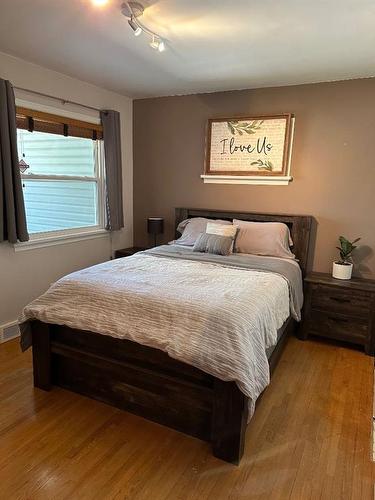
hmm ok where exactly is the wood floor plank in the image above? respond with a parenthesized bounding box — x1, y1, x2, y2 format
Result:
(0, 336, 373, 499)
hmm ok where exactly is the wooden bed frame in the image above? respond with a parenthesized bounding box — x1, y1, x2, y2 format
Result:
(31, 208, 313, 464)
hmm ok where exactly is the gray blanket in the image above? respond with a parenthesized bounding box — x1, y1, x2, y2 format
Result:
(144, 245, 303, 321)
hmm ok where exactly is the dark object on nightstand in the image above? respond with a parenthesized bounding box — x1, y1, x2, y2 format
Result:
(114, 247, 146, 259)
(147, 217, 164, 247)
(301, 272, 375, 355)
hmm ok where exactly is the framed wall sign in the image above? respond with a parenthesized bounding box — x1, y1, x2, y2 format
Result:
(202, 114, 294, 185)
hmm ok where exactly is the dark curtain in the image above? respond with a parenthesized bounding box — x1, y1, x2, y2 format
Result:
(100, 110, 124, 231)
(0, 79, 29, 243)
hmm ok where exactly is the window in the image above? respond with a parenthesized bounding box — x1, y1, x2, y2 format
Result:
(16, 114, 105, 238)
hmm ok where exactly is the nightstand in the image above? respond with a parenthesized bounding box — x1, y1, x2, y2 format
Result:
(301, 272, 375, 355)
(114, 246, 147, 259)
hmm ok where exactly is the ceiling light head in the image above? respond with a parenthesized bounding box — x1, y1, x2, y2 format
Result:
(150, 36, 160, 50)
(158, 41, 165, 52)
(128, 17, 142, 36)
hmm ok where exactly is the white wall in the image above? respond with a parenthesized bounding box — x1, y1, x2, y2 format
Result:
(0, 51, 133, 326)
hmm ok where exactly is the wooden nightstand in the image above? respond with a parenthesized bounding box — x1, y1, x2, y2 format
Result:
(301, 272, 375, 355)
(114, 247, 147, 259)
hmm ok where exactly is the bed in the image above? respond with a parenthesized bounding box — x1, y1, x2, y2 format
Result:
(20, 208, 313, 464)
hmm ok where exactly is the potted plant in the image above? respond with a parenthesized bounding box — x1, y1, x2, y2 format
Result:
(332, 236, 361, 280)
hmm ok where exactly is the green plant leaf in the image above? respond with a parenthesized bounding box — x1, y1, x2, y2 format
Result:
(227, 122, 234, 134)
(336, 235, 361, 262)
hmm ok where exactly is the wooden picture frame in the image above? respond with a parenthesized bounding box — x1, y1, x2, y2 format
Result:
(204, 114, 293, 177)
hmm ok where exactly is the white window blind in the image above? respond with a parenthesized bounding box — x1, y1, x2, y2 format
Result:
(17, 129, 104, 235)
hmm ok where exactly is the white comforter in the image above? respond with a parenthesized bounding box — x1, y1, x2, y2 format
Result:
(20, 253, 291, 415)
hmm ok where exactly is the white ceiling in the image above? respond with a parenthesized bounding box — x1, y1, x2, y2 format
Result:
(0, 0, 374, 98)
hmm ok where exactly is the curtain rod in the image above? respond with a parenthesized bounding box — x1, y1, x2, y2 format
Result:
(13, 86, 101, 113)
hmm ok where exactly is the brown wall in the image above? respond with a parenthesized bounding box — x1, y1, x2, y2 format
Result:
(133, 79, 375, 277)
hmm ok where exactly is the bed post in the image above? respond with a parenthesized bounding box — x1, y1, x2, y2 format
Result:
(211, 379, 248, 464)
(31, 321, 52, 391)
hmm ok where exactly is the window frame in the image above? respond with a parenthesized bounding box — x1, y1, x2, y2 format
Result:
(14, 102, 108, 251)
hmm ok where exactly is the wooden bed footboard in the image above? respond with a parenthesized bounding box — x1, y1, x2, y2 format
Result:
(30, 318, 295, 464)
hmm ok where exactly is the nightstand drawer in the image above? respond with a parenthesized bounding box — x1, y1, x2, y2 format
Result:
(307, 311, 368, 344)
(311, 285, 372, 319)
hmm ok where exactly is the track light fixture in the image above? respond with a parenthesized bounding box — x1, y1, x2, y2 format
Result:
(121, 2, 166, 52)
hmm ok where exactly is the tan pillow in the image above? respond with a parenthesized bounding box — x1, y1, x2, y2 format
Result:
(233, 220, 295, 259)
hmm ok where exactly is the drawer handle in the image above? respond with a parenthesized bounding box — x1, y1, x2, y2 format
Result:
(329, 297, 350, 304)
(328, 316, 348, 323)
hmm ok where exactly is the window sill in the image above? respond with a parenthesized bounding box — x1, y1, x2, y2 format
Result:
(14, 228, 109, 252)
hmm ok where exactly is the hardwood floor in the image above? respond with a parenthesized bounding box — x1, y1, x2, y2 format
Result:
(0, 336, 374, 499)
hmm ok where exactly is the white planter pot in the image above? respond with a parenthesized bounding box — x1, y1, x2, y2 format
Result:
(332, 261, 353, 280)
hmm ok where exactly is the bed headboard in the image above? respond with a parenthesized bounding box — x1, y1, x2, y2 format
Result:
(175, 208, 314, 276)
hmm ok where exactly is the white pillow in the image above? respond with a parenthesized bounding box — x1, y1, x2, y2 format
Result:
(206, 222, 238, 239)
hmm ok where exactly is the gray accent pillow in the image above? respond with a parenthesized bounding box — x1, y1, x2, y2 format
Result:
(193, 233, 233, 256)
